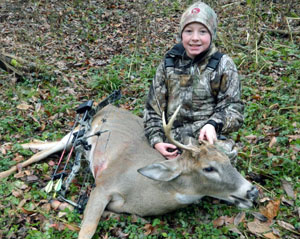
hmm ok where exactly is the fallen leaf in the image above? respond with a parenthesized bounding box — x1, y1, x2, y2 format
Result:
(268, 137, 277, 148)
(41, 203, 51, 213)
(286, 134, 300, 141)
(64, 223, 80, 232)
(14, 181, 28, 190)
(17, 103, 32, 110)
(281, 196, 294, 206)
(26, 175, 39, 183)
(12, 189, 23, 198)
(14, 171, 26, 179)
(144, 224, 155, 236)
(114, 228, 129, 238)
(272, 227, 281, 237)
(263, 232, 280, 239)
(260, 197, 271, 203)
(13, 154, 24, 162)
(50, 199, 62, 210)
(3, 143, 13, 151)
(20, 207, 35, 215)
(58, 212, 67, 218)
(213, 216, 226, 228)
(252, 94, 262, 100)
(252, 212, 268, 222)
(260, 199, 280, 221)
(58, 202, 74, 211)
(281, 180, 295, 199)
(35, 102, 42, 112)
(234, 211, 246, 225)
(277, 220, 295, 231)
(24, 170, 32, 176)
(213, 215, 234, 228)
(36, 199, 48, 207)
(0, 146, 6, 155)
(18, 198, 27, 209)
(290, 145, 300, 153)
(39, 123, 46, 132)
(49, 222, 65, 231)
(228, 225, 245, 238)
(245, 134, 257, 143)
(30, 114, 39, 123)
(247, 219, 272, 234)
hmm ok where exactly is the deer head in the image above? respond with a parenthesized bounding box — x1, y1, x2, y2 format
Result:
(138, 105, 258, 208)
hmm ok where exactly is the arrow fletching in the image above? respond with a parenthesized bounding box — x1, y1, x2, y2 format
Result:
(54, 178, 62, 192)
(45, 180, 54, 193)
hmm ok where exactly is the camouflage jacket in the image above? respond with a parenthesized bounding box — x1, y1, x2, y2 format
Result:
(144, 43, 244, 147)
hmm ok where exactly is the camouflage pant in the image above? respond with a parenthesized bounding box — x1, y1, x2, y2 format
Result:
(214, 138, 238, 164)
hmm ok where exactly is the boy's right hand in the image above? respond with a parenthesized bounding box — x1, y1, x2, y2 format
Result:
(199, 124, 217, 144)
(154, 143, 178, 160)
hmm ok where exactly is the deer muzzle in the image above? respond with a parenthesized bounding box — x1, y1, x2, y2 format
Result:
(246, 186, 259, 202)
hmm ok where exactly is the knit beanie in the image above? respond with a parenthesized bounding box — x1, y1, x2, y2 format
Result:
(179, 1, 217, 41)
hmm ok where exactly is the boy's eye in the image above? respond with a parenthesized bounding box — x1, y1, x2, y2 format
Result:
(184, 29, 192, 33)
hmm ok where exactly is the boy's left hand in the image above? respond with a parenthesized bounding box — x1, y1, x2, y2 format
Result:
(199, 124, 217, 144)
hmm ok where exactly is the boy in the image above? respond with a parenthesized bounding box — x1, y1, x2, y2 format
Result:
(144, 1, 243, 160)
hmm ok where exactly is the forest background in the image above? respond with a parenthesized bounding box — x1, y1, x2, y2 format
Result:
(0, 0, 299, 238)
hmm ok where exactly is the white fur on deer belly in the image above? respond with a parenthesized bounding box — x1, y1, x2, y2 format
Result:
(175, 193, 203, 204)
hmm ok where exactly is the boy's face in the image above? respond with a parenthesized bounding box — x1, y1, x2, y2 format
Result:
(182, 22, 211, 59)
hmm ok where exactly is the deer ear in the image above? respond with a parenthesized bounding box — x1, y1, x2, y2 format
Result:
(137, 160, 181, 182)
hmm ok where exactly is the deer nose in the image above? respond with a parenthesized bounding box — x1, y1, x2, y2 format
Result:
(246, 186, 259, 201)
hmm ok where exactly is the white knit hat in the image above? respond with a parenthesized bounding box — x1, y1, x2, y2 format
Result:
(180, 1, 218, 41)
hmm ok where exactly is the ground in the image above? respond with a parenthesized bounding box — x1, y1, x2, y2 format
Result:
(0, 0, 299, 238)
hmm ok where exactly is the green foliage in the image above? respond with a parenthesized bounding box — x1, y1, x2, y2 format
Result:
(87, 52, 160, 116)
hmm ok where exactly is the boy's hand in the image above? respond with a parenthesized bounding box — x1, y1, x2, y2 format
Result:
(154, 143, 178, 160)
(199, 124, 217, 144)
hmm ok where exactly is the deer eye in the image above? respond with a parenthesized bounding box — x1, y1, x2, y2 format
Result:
(203, 166, 217, 173)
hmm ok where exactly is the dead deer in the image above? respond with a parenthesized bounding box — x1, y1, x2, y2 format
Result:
(0, 105, 258, 239)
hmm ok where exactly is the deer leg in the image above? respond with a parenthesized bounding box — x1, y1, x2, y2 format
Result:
(78, 186, 111, 239)
(21, 140, 60, 151)
(0, 132, 74, 179)
(0, 143, 64, 179)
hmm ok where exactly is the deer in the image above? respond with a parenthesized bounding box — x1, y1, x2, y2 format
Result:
(0, 104, 258, 239)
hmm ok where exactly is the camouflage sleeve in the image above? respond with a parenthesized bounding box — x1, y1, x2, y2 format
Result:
(208, 55, 244, 134)
(143, 62, 168, 147)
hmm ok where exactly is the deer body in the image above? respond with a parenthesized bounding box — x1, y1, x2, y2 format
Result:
(1, 105, 258, 239)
